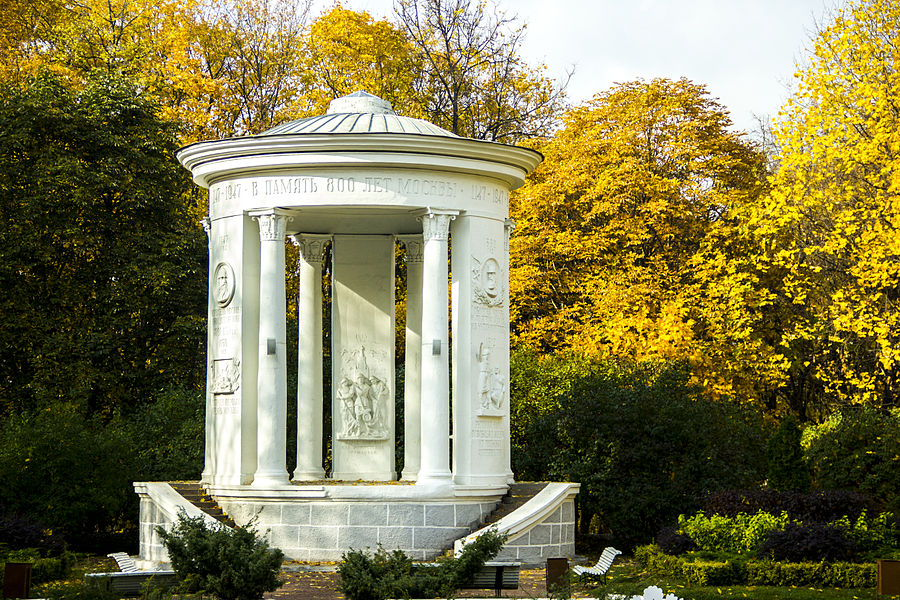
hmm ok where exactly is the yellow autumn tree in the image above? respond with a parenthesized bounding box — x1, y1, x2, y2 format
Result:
(396, 0, 567, 142)
(729, 0, 900, 416)
(199, 0, 311, 137)
(510, 78, 767, 389)
(298, 6, 421, 117)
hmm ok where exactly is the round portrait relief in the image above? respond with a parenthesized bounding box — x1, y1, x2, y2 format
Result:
(214, 262, 236, 308)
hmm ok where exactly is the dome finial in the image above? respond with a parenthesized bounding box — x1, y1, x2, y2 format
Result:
(327, 91, 395, 115)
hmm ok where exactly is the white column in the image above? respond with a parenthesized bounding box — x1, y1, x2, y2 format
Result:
(250, 209, 291, 487)
(503, 218, 516, 484)
(417, 209, 458, 484)
(200, 218, 215, 485)
(399, 235, 423, 481)
(292, 234, 329, 481)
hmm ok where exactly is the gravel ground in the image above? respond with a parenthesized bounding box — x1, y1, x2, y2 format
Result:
(265, 566, 553, 600)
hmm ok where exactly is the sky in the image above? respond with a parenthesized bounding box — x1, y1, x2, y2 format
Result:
(310, 0, 836, 136)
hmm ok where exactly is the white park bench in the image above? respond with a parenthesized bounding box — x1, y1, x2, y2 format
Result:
(573, 546, 622, 578)
(106, 553, 139, 572)
(84, 553, 177, 596)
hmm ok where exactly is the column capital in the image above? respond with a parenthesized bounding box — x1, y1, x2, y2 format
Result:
(250, 209, 293, 242)
(290, 234, 331, 266)
(417, 208, 460, 242)
(398, 235, 424, 263)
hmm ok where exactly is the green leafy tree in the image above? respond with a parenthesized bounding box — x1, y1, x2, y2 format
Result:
(766, 416, 811, 492)
(0, 71, 206, 417)
(803, 408, 900, 512)
(519, 359, 767, 546)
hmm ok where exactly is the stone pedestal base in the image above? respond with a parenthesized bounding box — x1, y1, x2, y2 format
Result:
(135, 481, 579, 566)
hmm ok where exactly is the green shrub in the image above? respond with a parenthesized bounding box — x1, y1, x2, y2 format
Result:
(757, 522, 856, 562)
(31, 552, 76, 583)
(832, 511, 899, 553)
(3, 548, 76, 582)
(679, 559, 745, 586)
(634, 544, 745, 586)
(39, 580, 122, 600)
(803, 408, 900, 512)
(338, 529, 507, 600)
(0, 406, 135, 551)
(157, 514, 283, 600)
(746, 560, 875, 587)
(638, 543, 878, 588)
(678, 511, 789, 555)
(634, 544, 684, 578)
(0, 388, 205, 553)
(338, 546, 422, 600)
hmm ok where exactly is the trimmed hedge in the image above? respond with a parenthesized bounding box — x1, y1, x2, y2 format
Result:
(635, 544, 875, 588)
(746, 560, 874, 588)
(635, 545, 743, 586)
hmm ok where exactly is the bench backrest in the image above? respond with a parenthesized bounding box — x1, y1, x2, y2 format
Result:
(462, 562, 520, 590)
(594, 547, 622, 573)
(107, 553, 139, 573)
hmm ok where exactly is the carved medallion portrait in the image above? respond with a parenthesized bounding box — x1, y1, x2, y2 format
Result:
(472, 256, 504, 307)
(214, 262, 236, 308)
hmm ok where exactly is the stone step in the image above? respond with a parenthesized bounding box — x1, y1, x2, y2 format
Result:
(482, 482, 549, 526)
(169, 481, 236, 528)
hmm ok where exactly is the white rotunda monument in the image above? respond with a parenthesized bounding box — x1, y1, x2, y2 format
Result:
(135, 92, 579, 564)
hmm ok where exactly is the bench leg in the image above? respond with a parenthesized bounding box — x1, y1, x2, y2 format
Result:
(494, 566, 504, 598)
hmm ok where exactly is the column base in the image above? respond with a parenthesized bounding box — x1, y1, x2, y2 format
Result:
(292, 468, 326, 481)
(251, 471, 291, 488)
(415, 470, 452, 484)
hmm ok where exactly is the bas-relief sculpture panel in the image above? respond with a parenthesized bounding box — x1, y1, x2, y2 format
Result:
(471, 245, 508, 419)
(476, 342, 505, 417)
(211, 260, 240, 400)
(335, 346, 390, 441)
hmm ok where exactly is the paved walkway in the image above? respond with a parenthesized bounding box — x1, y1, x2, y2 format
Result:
(265, 567, 553, 600)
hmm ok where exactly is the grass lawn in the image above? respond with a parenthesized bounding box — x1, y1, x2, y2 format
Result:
(593, 558, 882, 600)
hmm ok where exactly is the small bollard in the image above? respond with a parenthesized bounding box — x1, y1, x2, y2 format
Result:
(879, 559, 900, 595)
(3, 562, 32, 599)
(546, 557, 569, 591)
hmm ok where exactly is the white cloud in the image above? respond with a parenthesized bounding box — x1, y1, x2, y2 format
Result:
(311, 0, 833, 134)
